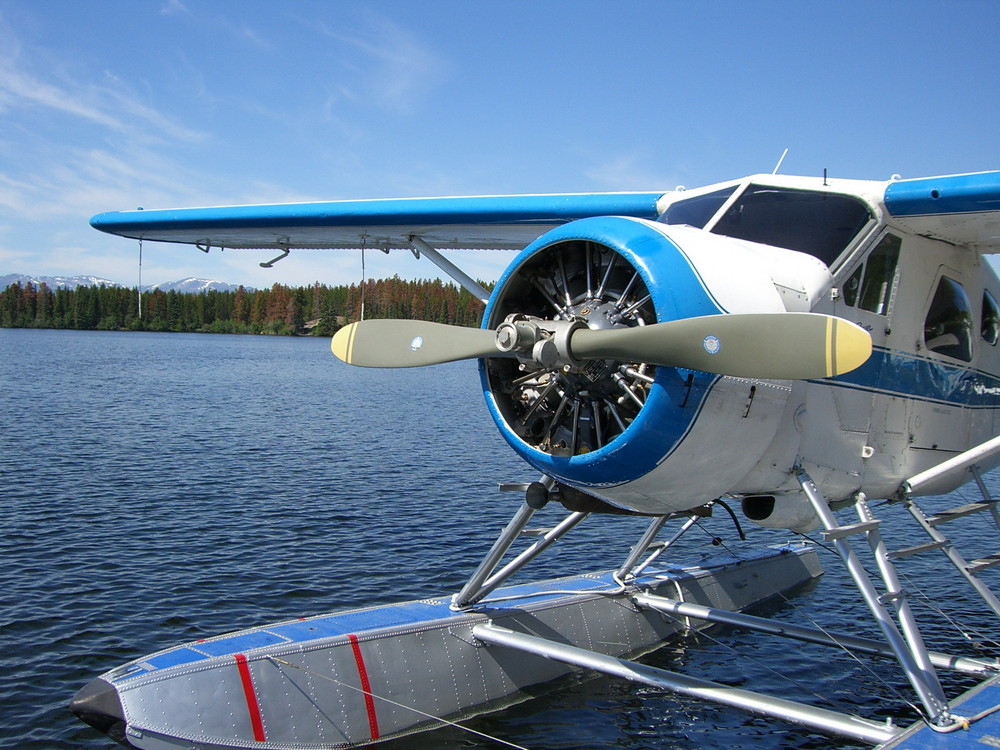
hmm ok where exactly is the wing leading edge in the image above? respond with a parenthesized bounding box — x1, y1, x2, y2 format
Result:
(90, 192, 667, 252)
(884, 171, 1000, 249)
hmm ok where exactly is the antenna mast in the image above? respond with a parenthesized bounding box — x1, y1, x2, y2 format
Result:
(772, 148, 789, 175)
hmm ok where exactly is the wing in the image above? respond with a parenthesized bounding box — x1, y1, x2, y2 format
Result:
(90, 192, 667, 252)
(884, 171, 1000, 249)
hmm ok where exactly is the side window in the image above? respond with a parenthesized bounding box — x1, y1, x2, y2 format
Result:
(982, 290, 1000, 345)
(662, 186, 737, 229)
(840, 233, 899, 314)
(858, 234, 900, 314)
(924, 276, 973, 362)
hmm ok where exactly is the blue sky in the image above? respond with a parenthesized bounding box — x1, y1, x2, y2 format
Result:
(1, 0, 997, 289)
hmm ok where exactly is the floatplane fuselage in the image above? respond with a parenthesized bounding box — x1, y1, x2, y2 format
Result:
(72, 170, 1000, 748)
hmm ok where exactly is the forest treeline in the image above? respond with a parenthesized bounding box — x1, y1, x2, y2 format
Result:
(0, 277, 487, 335)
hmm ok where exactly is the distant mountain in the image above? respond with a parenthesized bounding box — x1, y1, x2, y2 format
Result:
(1, 274, 245, 293)
(147, 278, 244, 293)
(0, 273, 124, 290)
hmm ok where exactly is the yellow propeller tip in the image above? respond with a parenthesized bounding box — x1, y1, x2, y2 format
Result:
(829, 319, 873, 376)
(331, 323, 358, 363)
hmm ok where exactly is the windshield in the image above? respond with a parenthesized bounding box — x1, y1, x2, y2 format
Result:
(709, 186, 872, 267)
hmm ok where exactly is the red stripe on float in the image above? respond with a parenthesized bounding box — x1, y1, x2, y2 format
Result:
(348, 634, 380, 740)
(234, 653, 266, 742)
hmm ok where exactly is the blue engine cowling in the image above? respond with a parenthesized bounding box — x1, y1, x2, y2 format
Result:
(479, 216, 795, 514)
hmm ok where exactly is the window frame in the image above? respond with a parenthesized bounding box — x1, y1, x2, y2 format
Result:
(923, 272, 974, 362)
(837, 231, 900, 317)
(857, 233, 901, 316)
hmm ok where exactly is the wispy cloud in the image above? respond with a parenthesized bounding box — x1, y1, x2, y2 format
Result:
(159, 0, 189, 17)
(0, 11, 214, 233)
(584, 153, 679, 192)
(231, 21, 272, 52)
(1, 142, 197, 222)
(161, 1, 272, 53)
(0, 25, 205, 146)
(99, 71, 206, 144)
(0, 54, 122, 130)
(313, 13, 448, 114)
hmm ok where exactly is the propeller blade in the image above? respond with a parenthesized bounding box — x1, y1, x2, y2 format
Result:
(331, 319, 502, 368)
(570, 313, 872, 380)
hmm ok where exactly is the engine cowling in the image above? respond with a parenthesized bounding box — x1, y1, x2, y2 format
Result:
(480, 216, 800, 514)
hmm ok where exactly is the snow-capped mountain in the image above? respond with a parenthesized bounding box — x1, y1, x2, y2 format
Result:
(147, 278, 243, 293)
(1, 274, 244, 293)
(0, 273, 124, 290)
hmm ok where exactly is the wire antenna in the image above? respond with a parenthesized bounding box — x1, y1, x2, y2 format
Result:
(360, 246, 366, 321)
(137, 238, 143, 319)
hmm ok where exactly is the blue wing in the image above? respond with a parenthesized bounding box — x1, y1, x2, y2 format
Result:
(884, 171, 1000, 248)
(91, 192, 667, 252)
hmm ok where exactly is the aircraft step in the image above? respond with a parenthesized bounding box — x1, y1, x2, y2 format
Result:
(886, 540, 949, 560)
(821, 519, 881, 541)
(968, 552, 1000, 573)
(926, 501, 997, 526)
(521, 527, 556, 536)
(902, 495, 1000, 619)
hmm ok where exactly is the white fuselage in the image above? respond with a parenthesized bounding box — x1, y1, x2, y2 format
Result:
(534, 175, 1000, 519)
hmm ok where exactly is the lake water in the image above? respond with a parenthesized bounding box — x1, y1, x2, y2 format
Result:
(2, 328, 999, 750)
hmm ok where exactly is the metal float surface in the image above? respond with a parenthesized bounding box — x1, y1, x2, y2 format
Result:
(91, 544, 821, 749)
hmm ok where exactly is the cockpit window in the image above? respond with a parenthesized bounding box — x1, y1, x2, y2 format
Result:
(924, 276, 973, 362)
(710, 186, 873, 267)
(661, 186, 737, 229)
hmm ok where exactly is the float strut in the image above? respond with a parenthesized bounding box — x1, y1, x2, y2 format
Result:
(452, 477, 555, 610)
(796, 467, 951, 724)
(473, 623, 900, 746)
(632, 593, 998, 676)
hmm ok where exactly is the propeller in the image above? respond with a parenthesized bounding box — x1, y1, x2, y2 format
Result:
(331, 319, 501, 368)
(331, 312, 872, 380)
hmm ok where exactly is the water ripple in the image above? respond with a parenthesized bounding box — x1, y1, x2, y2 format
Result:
(2, 329, 999, 749)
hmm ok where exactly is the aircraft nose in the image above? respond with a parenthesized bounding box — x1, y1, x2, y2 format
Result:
(70, 677, 126, 737)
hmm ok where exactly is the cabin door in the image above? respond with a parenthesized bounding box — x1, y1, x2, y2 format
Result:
(908, 266, 973, 453)
(832, 232, 901, 437)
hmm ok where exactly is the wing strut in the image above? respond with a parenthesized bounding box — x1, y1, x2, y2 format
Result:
(407, 235, 491, 304)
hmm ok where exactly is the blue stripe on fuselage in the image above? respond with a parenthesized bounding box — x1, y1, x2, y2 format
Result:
(819, 345, 1000, 408)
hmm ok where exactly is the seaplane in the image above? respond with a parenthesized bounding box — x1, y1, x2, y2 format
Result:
(72, 169, 1000, 749)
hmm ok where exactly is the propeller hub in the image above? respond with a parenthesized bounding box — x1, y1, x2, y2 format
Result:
(495, 315, 587, 371)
